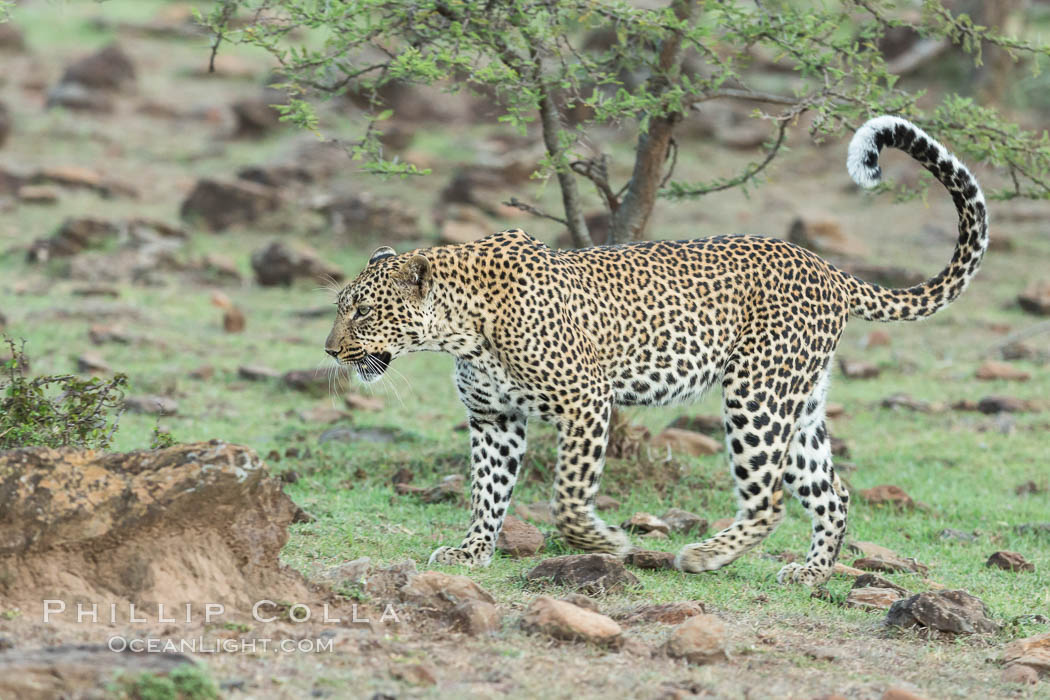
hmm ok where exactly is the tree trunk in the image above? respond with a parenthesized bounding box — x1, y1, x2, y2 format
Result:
(538, 86, 593, 249)
(608, 0, 695, 244)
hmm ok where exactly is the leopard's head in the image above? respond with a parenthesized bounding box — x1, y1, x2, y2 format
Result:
(325, 246, 433, 382)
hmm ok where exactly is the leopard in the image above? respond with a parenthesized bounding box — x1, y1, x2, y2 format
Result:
(324, 115, 988, 586)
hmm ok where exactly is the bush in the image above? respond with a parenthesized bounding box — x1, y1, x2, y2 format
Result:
(0, 337, 128, 450)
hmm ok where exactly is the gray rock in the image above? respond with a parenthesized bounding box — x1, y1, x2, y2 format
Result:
(525, 554, 639, 595)
(886, 590, 1000, 635)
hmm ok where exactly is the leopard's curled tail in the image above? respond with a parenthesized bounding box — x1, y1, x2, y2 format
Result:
(840, 115, 989, 322)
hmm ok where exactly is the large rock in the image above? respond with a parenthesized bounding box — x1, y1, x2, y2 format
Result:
(664, 614, 728, 664)
(660, 508, 707, 536)
(26, 217, 120, 262)
(619, 601, 705, 625)
(1018, 280, 1050, 316)
(448, 599, 502, 636)
(180, 178, 282, 232)
(251, 241, 344, 287)
(496, 514, 544, 557)
(59, 43, 136, 91)
(521, 595, 622, 645)
(399, 570, 495, 611)
(0, 442, 311, 619)
(1002, 632, 1050, 678)
(845, 586, 903, 611)
(316, 192, 421, 240)
(525, 554, 639, 595)
(986, 550, 1035, 573)
(886, 590, 1000, 635)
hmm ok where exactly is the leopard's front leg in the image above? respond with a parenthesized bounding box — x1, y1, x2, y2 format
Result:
(551, 399, 631, 557)
(430, 361, 528, 567)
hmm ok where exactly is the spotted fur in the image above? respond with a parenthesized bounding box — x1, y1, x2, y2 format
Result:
(324, 116, 988, 585)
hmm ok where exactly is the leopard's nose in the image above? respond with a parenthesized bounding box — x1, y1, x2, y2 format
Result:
(325, 347, 339, 358)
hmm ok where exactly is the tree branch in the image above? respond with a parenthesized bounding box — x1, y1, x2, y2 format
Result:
(502, 197, 568, 226)
(668, 117, 789, 198)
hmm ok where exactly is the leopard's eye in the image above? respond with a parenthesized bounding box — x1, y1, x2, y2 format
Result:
(353, 306, 372, 320)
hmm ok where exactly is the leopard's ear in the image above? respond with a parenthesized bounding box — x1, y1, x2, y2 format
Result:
(369, 246, 396, 264)
(394, 254, 432, 299)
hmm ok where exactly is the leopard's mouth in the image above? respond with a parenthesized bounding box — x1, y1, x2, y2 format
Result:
(356, 352, 392, 383)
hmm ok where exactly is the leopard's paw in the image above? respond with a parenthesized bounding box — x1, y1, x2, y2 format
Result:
(776, 562, 828, 586)
(427, 545, 489, 568)
(675, 544, 733, 573)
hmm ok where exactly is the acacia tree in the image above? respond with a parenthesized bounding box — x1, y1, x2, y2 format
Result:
(204, 0, 1050, 248)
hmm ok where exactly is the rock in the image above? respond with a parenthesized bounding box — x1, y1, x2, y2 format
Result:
(496, 514, 544, 557)
(650, 428, 722, 456)
(32, 165, 137, 199)
(1001, 341, 1037, 361)
(0, 23, 25, 52)
(282, 368, 330, 396)
(1016, 481, 1045, 496)
(806, 647, 839, 661)
(880, 393, 939, 413)
(222, 306, 246, 333)
(829, 435, 851, 458)
(657, 507, 705, 535)
(448, 599, 502, 635)
(864, 329, 892, 348)
(124, 395, 178, 416)
(986, 550, 1035, 573)
(977, 395, 1040, 414)
(421, 474, 464, 504)
(27, 217, 120, 262)
(846, 586, 904, 611)
(625, 549, 677, 570)
(833, 562, 865, 576)
(0, 645, 198, 700)
(1002, 664, 1040, 685)
(886, 590, 1000, 635)
(848, 542, 928, 574)
(238, 164, 313, 189)
(400, 570, 495, 610)
(853, 557, 913, 575)
(664, 614, 728, 665)
(852, 573, 910, 596)
(46, 82, 115, 112)
(825, 402, 845, 418)
(251, 241, 344, 287)
(619, 601, 705, 625)
(521, 595, 622, 645)
(363, 559, 418, 601)
(711, 516, 734, 531)
(231, 96, 284, 139)
(666, 414, 724, 435)
(881, 688, 929, 700)
(180, 178, 282, 232)
(17, 185, 60, 204)
(595, 494, 621, 511)
(344, 393, 384, 411)
(321, 556, 372, 586)
(76, 352, 110, 374)
(560, 593, 599, 612)
(620, 636, 652, 657)
(238, 364, 281, 381)
(1014, 523, 1050, 537)
(839, 358, 880, 379)
(88, 324, 131, 345)
(319, 426, 404, 444)
(837, 262, 926, 288)
(0, 442, 310, 621)
(1002, 632, 1050, 676)
(788, 216, 867, 258)
(1018, 280, 1050, 316)
(515, 501, 555, 525)
(316, 192, 421, 241)
(188, 365, 214, 380)
(525, 554, 640, 595)
(392, 663, 437, 686)
(59, 43, 135, 91)
(621, 512, 670, 535)
(976, 360, 1030, 382)
(858, 485, 915, 509)
(439, 217, 491, 245)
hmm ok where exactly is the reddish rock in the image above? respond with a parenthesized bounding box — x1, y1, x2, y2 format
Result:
(711, 516, 734, 531)
(881, 688, 929, 700)
(238, 364, 281, 381)
(521, 595, 622, 645)
(845, 586, 903, 611)
(1018, 280, 1050, 316)
(625, 549, 677, 570)
(666, 414, 724, 435)
(664, 614, 728, 664)
(399, 570, 495, 610)
(976, 360, 1030, 382)
(496, 514, 544, 557)
(858, 485, 915, 509)
(650, 428, 722, 456)
(865, 329, 892, 348)
(1002, 632, 1050, 677)
(620, 601, 705, 625)
(344, 393, 384, 411)
(986, 550, 1035, 573)
(223, 306, 246, 333)
(839, 358, 880, 379)
(621, 512, 670, 535)
(448, 599, 502, 635)
(595, 494, 621, 511)
(1002, 664, 1039, 685)
(788, 216, 867, 258)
